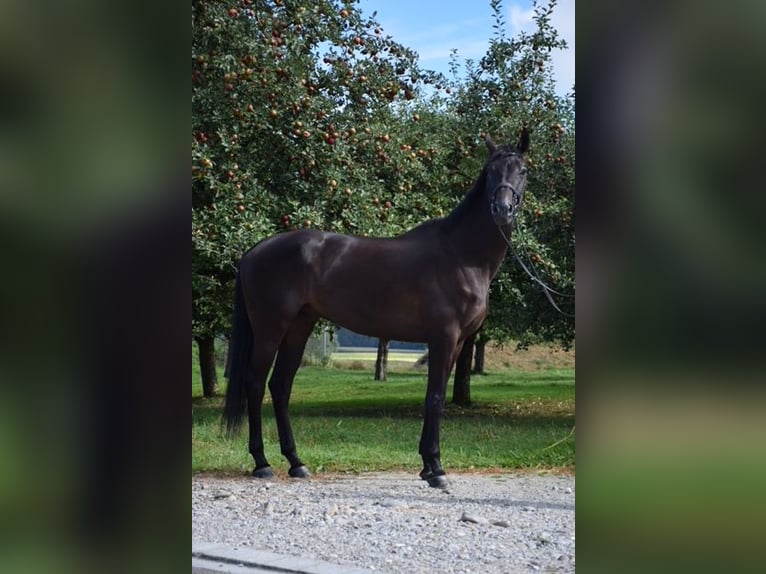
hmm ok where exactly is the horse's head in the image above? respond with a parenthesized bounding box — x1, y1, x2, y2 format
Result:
(484, 128, 530, 227)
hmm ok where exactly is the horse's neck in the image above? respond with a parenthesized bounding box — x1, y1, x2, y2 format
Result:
(442, 177, 509, 276)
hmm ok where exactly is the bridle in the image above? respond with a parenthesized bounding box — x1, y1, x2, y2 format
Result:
(489, 182, 522, 221)
(487, 150, 525, 223)
(487, 153, 574, 317)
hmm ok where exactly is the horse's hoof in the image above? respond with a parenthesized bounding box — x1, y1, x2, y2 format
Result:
(420, 469, 449, 489)
(427, 474, 449, 489)
(288, 465, 312, 479)
(252, 466, 276, 479)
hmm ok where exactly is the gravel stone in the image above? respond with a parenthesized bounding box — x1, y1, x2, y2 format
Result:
(192, 471, 575, 573)
(459, 512, 490, 525)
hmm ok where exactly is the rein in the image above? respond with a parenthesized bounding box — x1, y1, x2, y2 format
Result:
(496, 224, 575, 317)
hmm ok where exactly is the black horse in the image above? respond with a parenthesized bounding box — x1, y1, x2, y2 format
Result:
(224, 129, 530, 488)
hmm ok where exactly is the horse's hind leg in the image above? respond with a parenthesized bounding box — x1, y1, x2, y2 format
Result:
(268, 310, 317, 478)
(247, 336, 282, 478)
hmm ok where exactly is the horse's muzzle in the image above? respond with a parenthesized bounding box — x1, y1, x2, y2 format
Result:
(490, 187, 520, 226)
(492, 212, 517, 228)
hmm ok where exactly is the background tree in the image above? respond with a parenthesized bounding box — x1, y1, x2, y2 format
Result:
(374, 339, 389, 381)
(473, 331, 489, 375)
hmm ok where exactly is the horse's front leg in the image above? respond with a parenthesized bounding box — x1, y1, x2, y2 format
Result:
(419, 336, 460, 488)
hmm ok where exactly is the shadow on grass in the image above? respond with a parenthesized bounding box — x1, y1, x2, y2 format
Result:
(192, 396, 574, 429)
(192, 368, 574, 429)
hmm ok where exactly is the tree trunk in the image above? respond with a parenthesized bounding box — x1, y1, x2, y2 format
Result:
(452, 334, 475, 406)
(374, 339, 389, 381)
(472, 338, 487, 375)
(196, 336, 219, 397)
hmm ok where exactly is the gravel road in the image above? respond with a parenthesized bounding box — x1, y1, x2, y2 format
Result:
(192, 471, 574, 573)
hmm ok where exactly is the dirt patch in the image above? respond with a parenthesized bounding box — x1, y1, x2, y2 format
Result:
(482, 341, 575, 372)
(335, 342, 574, 373)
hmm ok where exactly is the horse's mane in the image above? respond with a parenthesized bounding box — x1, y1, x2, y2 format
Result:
(442, 165, 489, 227)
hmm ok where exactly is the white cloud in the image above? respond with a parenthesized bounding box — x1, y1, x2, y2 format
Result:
(509, 4, 536, 35)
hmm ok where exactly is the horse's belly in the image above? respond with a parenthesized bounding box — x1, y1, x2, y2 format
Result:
(316, 298, 427, 343)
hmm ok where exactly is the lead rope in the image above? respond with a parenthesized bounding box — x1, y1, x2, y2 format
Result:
(497, 225, 575, 318)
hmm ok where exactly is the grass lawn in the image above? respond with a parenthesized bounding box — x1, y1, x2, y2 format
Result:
(192, 348, 574, 475)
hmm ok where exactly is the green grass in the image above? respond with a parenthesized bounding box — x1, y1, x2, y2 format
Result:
(192, 350, 574, 475)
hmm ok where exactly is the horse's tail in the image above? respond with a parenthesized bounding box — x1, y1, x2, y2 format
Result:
(223, 270, 251, 435)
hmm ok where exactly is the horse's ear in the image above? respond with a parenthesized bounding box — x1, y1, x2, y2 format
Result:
(484, 133, 497, 154)
(516, 127, 530, 154)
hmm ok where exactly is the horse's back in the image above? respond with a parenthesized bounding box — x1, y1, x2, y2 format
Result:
(238, 229, 371, 301)
(241, 229, 362, 273)
(242, 228, 434, 277)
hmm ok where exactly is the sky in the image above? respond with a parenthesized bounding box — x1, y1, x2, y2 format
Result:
(356, 0, 575, 97)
